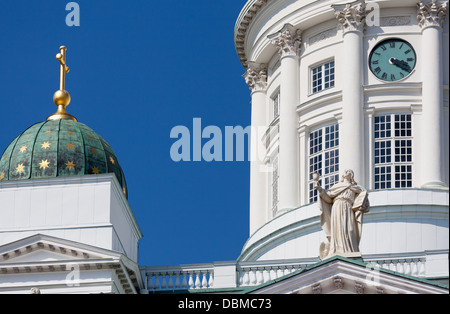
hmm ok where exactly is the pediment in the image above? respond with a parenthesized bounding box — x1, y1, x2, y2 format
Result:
(1, 249, 92, 264)
(0, 234, 119, 266)
(0, 234, 143, 294)
(247, 257, 448, 294)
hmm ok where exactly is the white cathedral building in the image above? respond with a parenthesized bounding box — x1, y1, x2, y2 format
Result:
(0, 0, 448, 294)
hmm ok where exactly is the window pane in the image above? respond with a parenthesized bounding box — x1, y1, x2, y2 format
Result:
(312, 60, 334, 94)
(309, 123, 339, 203)
(272, 92, 280, 119)
(374, 114, 412, 190)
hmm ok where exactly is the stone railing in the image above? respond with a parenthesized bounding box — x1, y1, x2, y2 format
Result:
(140, 250, 446, 293)
(141, 263, 215, 291)
(236, 258, 319, 287)
(140, 258, 319, 293)
(363, 255, 427, 277)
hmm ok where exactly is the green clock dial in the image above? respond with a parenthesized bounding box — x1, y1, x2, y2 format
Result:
(369, 39, 416, 82)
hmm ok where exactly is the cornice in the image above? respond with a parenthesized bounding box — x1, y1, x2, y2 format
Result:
(234, 0, 273, 68)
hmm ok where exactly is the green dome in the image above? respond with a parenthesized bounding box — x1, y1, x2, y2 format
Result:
(0, 119, 128, 198)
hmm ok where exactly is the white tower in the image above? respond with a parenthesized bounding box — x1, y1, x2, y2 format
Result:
(235, 0, 449, 281)
(0, 46, 143, 294)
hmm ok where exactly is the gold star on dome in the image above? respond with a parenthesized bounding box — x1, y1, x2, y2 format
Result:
(45, 130, 52, 134)
(67, 131, 73, 135)
(91, 166, 100, 174)
(109, 156, 115, 165)
(19, 145, 28, 153)
(3, 153, 9, 160)
(41, 142, 51, 150)
(91, 148, 98, 155)
(0, 172, 5, 181)
(26, 133, 32, 138)
(16, 163, 25, 174)
(39, 160, 50, 170)
(66, 143, 75, 150)
(65, 161, 76, 171)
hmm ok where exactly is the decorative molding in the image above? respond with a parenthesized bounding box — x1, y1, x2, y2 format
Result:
(380, 16, 411, 26)
(234, 0, 272, 68)
(311, 283, 322, 294)
(410, 104, 423, 114)
(244, 62, 268, 92)
(268, 24, 302, 58)
(309, 27, 338, 46)
(333, 276, 344, 289)
(333, 0, 367, 34)
(417, 0, 448, 29)
(355, 282, 365, 294)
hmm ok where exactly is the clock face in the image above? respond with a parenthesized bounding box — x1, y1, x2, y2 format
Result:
(369, 39, 416, 82)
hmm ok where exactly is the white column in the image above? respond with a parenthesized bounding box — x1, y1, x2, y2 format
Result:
(333, 1, 367, 185)
(417, 0, 448, 187)
(244, 62, 268, 235)
(268, 24, 302, 212)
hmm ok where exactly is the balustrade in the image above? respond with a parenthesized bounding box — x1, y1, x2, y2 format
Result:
(367, 257, 426, 277)
(141, 253, 432, 292)
(145, 267, 214, 291)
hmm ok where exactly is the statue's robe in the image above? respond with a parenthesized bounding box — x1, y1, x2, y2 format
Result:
(318, 182, 368, 259)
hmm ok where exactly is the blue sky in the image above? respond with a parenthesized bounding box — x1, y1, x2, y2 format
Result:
(0, 0, 252, 266)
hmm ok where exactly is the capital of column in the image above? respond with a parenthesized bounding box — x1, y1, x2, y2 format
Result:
(417, 0, 448, 30)
(243, 62, 268, 93)
(268, 24, 302, 58)
(333, 0, 367, 34)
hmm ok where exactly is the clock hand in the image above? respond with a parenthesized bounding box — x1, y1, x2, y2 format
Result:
(390, 58, 411, 72)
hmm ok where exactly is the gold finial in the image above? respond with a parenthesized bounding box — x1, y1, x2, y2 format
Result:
(47, 46, 77, 122)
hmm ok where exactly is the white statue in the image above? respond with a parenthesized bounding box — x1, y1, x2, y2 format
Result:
(314, 169, 369, 259)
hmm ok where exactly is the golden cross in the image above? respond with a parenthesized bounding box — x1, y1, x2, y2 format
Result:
(47, 45, 77, 122)
(56, 46, 70, 91)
